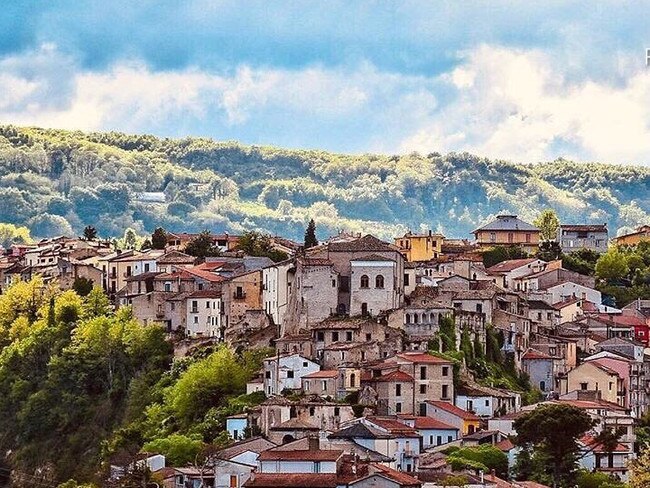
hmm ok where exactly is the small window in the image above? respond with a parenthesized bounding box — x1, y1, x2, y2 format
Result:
(580, 382, 588, 390)
(442, 366, 449, 377)
(437, 435, 442, 446)
(442, 384, 449, 399)
(396, 384, 402, 397)
(395, 402, 402, 413)
(287, 370, 294, 379)
(485, 399, 489, 406)
(366, 333, 372, 341)
(334, 407, 340, 416)
(317, 331, 324, 341)
(420, 366, 427, 380)
(332, 331, 339, 342)
(375, 275, 385, 288)
(346, 331, 353, 341)
(419, 384, 426, 394)
(360, 275, 369, 288)
(303, 361, 308, 367)
(404, 273, 410, 286)
(265, 371, 271, 378)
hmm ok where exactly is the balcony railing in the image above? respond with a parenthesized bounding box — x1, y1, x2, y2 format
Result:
(233, 292, 246, 299)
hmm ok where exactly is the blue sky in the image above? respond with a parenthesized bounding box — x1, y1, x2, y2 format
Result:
(2, 1, 650, 164)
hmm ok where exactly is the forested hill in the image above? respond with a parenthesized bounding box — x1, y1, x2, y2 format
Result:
(0, 125, 648, 242)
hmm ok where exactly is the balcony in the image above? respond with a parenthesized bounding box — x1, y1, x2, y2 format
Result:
(402, 449, 419, 458)
(190, 307, 199, 314)
(233, 291, 246, 300)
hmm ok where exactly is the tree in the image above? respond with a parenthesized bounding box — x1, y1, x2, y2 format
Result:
(445, 444, 508, 478)
(237, 231, 287, 262)
(536, 241, 562, 261)
(151, 227, 167, 250)
(304, 219, 317, 248)
(534, 209, 560, 241)
(72, 277, 94, 297)
(514, 403, 595, 487)
(142, 434, 204, 466)
(595, 248, 630, 283)
(184, 230, 221, 258)
(0, 223, 32, 248)
(630, 441, 650, 488)
(83, 225, 97, 241)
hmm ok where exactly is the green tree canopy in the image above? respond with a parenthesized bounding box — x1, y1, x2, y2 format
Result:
(534, 208, 560, 241)
(595, 248, 630, 283)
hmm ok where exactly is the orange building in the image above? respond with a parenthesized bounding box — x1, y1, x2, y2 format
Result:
(394, 230, 444, 262)
(472, 215, 540, 253)
(614, 225, 650, 246)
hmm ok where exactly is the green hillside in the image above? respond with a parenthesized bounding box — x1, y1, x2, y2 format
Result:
(0, 125, 648, 242)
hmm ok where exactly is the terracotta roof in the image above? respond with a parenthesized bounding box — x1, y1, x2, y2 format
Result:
(580, 434, 629, 453)
(156, 251, 196, 264)
(364, 464, 421, 487)
(367, 417, 420, 437)
(487, 258, 539, 273)
(244, 473, 339, 488)
(411, 416, 458, 430)
(395, 352, 452, 364)
(553, 297, 580, 309)
(302, 370, 339, 379)
(327, 235, 399, 253)
(187, 289, 221, 298)
(258, 449, 343, 461)
(426, 401, 480, 421)
(184, 266, 226, 282)
(522, 348, 555, 360)
(496, 438, 515, 451)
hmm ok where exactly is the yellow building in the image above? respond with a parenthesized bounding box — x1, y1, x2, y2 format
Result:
(394, 231, 444, 262)
(615, 225, 650, 246)
(566, 361, 625, 407)
(473, 214, 540, 253)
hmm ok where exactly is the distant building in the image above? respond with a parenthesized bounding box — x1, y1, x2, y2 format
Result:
(394, 231, 444, 262)
(472, 215, 540, 252)
(614, 225, 650, 246)
(558, 224, 608, 253)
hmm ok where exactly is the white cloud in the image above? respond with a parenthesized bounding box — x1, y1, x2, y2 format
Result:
(401, 45, 650, 163)
(2, 43, 650, 164)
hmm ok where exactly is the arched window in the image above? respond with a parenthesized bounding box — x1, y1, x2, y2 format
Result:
(375, 275, 385, 288)
(405, 313, 411, 324)
(414, 313, 418, 324)
(350, 373, 356, 388)
(360, 275, 369, 288)
(429, 312, 435, 322)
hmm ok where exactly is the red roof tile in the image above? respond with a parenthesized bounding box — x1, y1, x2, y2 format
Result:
(426, 401, 480, 421)
(522, 348, 554, 360)
(412, 416, 458, 430)
(395, 352, 452, 364)
(302, 370, 339, 379)
(258, 449, 343, 461)
(374, 370, 415, 382)
(245, 473, 338, 487)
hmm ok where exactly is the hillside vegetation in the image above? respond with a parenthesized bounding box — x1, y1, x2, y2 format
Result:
(0, 125, 648, 241)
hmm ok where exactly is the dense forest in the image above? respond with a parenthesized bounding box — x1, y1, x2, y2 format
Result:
(0, 125, 648, 242)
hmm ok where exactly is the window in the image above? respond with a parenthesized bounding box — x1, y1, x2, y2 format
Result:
(442, 385, 449, 399)
(317, 331, 324, 341)
(332, 331, 339, 342)
(350, 373, 356, 388)
(346, 331, 353, 341)
(405, 314, 411, 324)
(366, 333, 372, 341)
(476, 303, 483, 313)
(442, 366, 449, 377)
(314, 461, 321, 473)
(322, 381, 327, 391)
(303, 361, 308, 367)
(525, 233, 531, 243)
(580, 382, 588, 390)
(144, 263, 150, 272)
(287, 370, 294, 379)
(429, 435, 434, 445)
(265, 371, 271, 378)
(361, 303, 368, 316)
(395, 402, 402, 413)
(360, 275, 369, 288)
(447, 435, 453, 443)
(419, 384, 426, 394)
(334, 407, 340, 416)
(193, 316, 198, 324)
(396, 384, 402, 397)
(230, 475, 238, 487)
(420, 366, 427, 380)
(206, 301, 210, 309)
(404, 273, 410, 286)
(436, 435, 442, 446)
(490, 232, 496, 243)
(164, 282, 171, 292)
(485, 399, 489, 406)
(508, 232, 514, 243)
(191, 300, 198, 313)
(310, 406, 315, 416)
(375, 275, 385, 288)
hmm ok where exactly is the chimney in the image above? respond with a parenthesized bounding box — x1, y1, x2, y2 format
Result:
(308, 433, 319, 451)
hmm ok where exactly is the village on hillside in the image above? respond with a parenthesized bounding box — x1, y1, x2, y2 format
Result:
(2, 214, 650, 488)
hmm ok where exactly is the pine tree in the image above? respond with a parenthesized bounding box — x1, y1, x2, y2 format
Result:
(304, 219, 318, 248)
(83, 225, 97, 241)
(151, 227, 167, 250)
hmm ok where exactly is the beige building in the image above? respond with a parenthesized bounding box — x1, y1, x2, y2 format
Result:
(473, 214, 540, 253)
(566, 361, 625, 407)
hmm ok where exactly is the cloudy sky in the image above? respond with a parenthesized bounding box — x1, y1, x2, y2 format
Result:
(2, 1, 650, 164)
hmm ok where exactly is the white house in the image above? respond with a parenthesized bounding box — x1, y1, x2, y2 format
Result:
(262, 260, 293, 331)
(455, 385, 521, 418)
(263, 353, 320, 396)
(226, 413, 249, 440)
(542, 281, 602, 306)
(397, 416, 459, 449)
(185, 290, 223, 338)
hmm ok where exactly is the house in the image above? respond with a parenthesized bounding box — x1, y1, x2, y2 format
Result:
(227, 414, 249, 440)
(306, 234, 405, 317)
(216, 437, 278, 467)
(558, 224, 608, 253)
(165, 232, 240, 252)
(486, 258, 546, 290)
(578, 434, 632, 482)
(424, 401, 480, 435)
(614, 225, 650, 246)
(263, 353, 320, 396)
(397, 415, 459, 449)
(565, 361, 626, 407)
(454, 384, 521, 418)
(521, 349, 556, 394)
(185, 289, 223, 338)
(102, 249, 164, 296)
(540, 281, 601, 307)
(527, 300, 560, 333)
(394, 231, 444, 262)
(328, 417, 421, 472)
(383, 352, 455, 416)
(155, 250, 195, 273)
(364, 370, 415, 416)
(302, 370, 339, 398)
(261, 259, 293, 331)
(472, 215, 540, 252)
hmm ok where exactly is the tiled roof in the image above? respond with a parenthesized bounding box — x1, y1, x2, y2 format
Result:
(327, 235, 399, 253)
(156, 251, 196, 264)
(527, 299, 556, 310)
(216, 437, 277, 460)
(258, 449, 343, 461)
(580, 434, 629, 453)
(270, 418, 320, 431)
(244, 473, 339, 487)
(522, 348, 555, 360)
(487, 258, 539, 273)
(367, 417, 420, 437)
(426, 401, 480, 421)
(299, 257, 333, 267)
(350, 253, 396, 262)
(411, 416, 458, 430)
(365, 464, 421, 487)
(187, 289, 222, 298)
(473, 215, 539, 233)
(302, 370, 339, 379)
(496, 438, 515, 451)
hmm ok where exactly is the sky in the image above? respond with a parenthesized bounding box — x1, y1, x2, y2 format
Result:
(2, 1, 650, 164)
